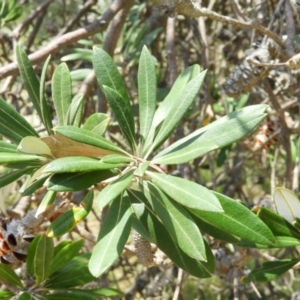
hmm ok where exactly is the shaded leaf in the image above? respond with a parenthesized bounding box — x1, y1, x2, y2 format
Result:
(89, 194, 132, 277)
(242, 259, 299, 283)
(0, 97, 38, 143)
(35, 190, 56, 217)
(46, 190, 93, 237)
(0, 264, 23, 288)
(52, 63, 72, 126)
(66, 94, 84, 127)
(0, 168, 33, 189)
(148, 172, 222, 212)
(47, 169, 115, 192)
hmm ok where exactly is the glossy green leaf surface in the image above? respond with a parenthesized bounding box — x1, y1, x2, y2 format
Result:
(97, 170, 134, 210)
(89, 194, 132, 277)
(242, 259, 299, 283)
(44, 156, 125, 173)
(148, 172, 223, 212)
(102, 86, 136, 149)
(46, 190, 93, 237)
(16, 44, 42, 119)
(143, 182, 206, 261)
(100, 154, 134, 164)
(0, 264, 23, 288)
(47, 169, 114, 192)
(66, 94, 84, 127)
(152, 104, 268, 164)
(143, 65, 200, 155)
(39, 55, 53, 135)
(148, 70, 206, 153)
(93, 47, 135, 149)
(46, 254, 95, 288)
(50, 239, 84, 275)
(138, 46, 156, 143)
(0, 152, 46, 164)
(0, 97, 38, 143)
(82, 113, 110, 135)
(52, 63, 72, 126)
(26, 234, 54, 284)
(130, 200, 215, 278)
(54, 126, 127, 154)
(16, 292, 31, 300)
(239, 236, 300, 248)
(190, 192, 275, 246)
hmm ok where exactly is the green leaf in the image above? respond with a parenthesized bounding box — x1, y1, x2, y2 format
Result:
(52, 63, 72, 126)
(40, 55, 53, 135)
(26, 234, 54, 284)
(47, 169, 115, 192)
(0, 152, 46, 164)
(100, 154, 134, 164)
(148, 172, 223, 212)
(143, 65, 200, 154)
(82, 113, 110, 135)
(93, 47, 135, 150)
(3, 6, 22, 23)
(0, 291, 14, 300)
(0, 168, 33, 189)
(54, 126, 127, 155)
(102, 86, 136, 150)
(89, 194, 132, 277)
(190, 192, 275, 246)
(16, 44, 43, 121)
(50, 239, 84, 275)
(16, 292, 31, 300)
(152, 104, 268, 164)
(134, 161, 149, 177)
(66, 94, 84, 127)
(35, 190, 56, 217)
(147, 71, 206, 154)
(0, 141, 18, 153)
(242, 259, 299, 283)
(0, 264, 23, 288)
(21, 175, 49, 196)
(46, 254, 95, 288)
(138, 46, 156, 143)
(0, 97, 38, 143)
(143, 182, 206, 261)
(96, 170, 134, 210)
(44, 156, 125, 173)
(130, 200, 215, 278)
(239, 236, 300, 248)
(257, 207, 300, 239)
(44, 291, 95, 300)
(46, 190, 93, 237)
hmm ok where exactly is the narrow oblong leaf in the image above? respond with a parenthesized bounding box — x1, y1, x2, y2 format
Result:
(47, 169, 115, 192)
(82, 113, 110, 135)
(130, 200, 215, 278)
(46, 190, 93, 237)
(26, 234, 54, 284)
(190, 192, 275, 246)
(0, 152, 46, 164)
(44, 156, 125, 173)
(39, 54, 53, 135)
(45, 254, 95, 288)
(0, 168, 33, 189)
(35, 190, 56, 217)
(50, 239, 84, 275)
(138, 46, 156, 143)
(93, 47, 135, 150)
(16, 44, 42, 119)
(66, 94, 84, 127)
(143, 182, 206, 261)
(89, 194, 132, 277)
(96, 170, 134, 210)
(0, 97, 38, 143)
(52, 63, 72, 126)
(100, 154, 134, 164)
(0, 264, 23, 288)
(148, 172, 223, 212)
(152, 104, 268, 164)
(44, 291, 95, 300)
(102, 86, 136, 149)
(54, 126, 128, 155)
(0, 141, 18, 153)
(242, 259, 299, 283)
(143, 64, 200, 155)
(147, 70, 206, 154)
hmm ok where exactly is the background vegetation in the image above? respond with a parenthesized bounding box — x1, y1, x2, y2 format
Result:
(0, 0, 299, 299)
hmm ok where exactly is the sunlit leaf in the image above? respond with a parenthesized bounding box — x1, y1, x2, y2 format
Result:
(82, 113, 110, 135)
(89, 194, 132, 277)
(17, 136, 53, 157)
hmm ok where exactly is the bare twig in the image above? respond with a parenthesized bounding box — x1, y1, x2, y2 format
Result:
(0, 0, 126, 80)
